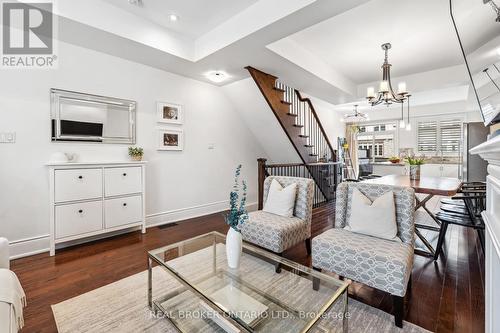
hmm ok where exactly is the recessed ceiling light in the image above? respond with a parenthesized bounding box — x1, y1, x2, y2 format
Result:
(129, 0, 143, 6)
(169, 14, 179, 22)
(206, 71, 228, 83)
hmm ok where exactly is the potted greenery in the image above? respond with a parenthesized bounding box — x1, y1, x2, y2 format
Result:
(405, 154, 426, 180)
(388, 156, 401, 164)
(224, 164, 248, 269)
(128, 147, 144, 161)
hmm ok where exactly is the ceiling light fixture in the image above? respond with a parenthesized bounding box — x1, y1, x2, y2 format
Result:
(341, 105, 369, 123)
(206, 71, 228, 83)
(128, 0, 143, 6)
(169, 14, 179, 22)
(366, 43, 411, 108)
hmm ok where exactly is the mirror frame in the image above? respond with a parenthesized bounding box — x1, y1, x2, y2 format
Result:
(50, 88, 137, 144)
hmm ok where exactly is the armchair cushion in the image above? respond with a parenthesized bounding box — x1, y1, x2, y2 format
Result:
(312, 228, 413, 297)
(240, 211, 307, 253)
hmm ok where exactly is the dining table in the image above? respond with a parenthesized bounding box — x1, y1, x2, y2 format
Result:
(363, 174, 462, 259)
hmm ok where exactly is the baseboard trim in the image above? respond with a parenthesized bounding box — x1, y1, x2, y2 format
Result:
(8, 201, 258, 259)
(9, 234, 50, 260)
(146, 201, 258, 228)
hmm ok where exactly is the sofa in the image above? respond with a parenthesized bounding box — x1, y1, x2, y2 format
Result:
(0, 237, 26, 333)
(312, 182, 415, 327)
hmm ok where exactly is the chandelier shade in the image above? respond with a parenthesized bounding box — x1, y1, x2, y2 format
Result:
(366, 43, 410, 106)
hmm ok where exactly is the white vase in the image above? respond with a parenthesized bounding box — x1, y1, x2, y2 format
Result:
(226, 228, 242, 269)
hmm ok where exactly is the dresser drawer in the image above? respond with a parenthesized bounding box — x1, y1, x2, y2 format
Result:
(54, 168, 103, 203)
(104, 167, 142, 197)
(55, 201, 103, 239)
(104, 195, 142, 228)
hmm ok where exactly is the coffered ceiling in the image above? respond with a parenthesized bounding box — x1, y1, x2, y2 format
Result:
(102, 0, 259, 39)
(47, 0, 500, 104)
(285, 0, 499, 84)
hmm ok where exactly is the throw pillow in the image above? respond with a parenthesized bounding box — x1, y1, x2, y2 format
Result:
(345, 187, 400, 241)
(263, 179, 297, 218)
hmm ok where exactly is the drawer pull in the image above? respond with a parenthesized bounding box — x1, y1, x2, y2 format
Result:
(78, 209, 83, 214)
(123, 203, 127, 207)
(122, 173, 127, 176)
(78, 175, 83, 179)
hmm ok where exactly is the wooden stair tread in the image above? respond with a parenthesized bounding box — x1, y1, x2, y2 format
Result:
(246, 66, 338, 204)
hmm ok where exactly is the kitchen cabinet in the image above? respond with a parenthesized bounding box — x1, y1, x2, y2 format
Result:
(421, 164, 459, 178)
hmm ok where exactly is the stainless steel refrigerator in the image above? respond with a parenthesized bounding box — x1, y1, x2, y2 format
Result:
(460, 122, 489, 182)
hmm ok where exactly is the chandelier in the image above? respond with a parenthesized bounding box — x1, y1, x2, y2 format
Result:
(341, 105, 369, 123)
(366, 42, 411, 130)
(484, 0, 500, 22)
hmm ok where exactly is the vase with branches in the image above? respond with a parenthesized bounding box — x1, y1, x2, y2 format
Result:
(224, 165, 248, 268)
(404, 154, 426, 180)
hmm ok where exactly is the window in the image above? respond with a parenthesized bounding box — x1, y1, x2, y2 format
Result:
(417, 119, 461, 155)
(417, 121, 438, 153)
(356, 122, 396, 161)
(440, 120, 461, 154)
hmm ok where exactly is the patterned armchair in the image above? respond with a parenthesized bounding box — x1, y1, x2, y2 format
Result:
(312, 182, 415, 328)
(240, 176, 314, 271)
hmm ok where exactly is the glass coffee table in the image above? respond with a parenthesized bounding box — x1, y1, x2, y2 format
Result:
(148, 232, 349, 332)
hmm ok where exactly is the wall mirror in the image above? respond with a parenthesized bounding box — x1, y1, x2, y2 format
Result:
(51, 89, 136, 144)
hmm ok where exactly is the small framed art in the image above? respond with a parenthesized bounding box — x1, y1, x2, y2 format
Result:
(157, 128, 184, 151)
(157, 102, 183, 125)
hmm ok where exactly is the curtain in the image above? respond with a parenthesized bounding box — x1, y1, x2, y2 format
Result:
(345, 124, 359, 179)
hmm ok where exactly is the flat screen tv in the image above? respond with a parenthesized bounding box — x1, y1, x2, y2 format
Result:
(451, 0, 500, 126)
(51, 119, 103, 142)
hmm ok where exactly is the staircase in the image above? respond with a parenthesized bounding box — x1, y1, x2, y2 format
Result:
(247, 66, 339, 207)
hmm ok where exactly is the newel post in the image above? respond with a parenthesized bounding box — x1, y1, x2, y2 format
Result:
(257, 158, 267, 210)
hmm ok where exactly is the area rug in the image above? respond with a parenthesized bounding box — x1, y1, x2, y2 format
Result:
(52, 246, 431, 333)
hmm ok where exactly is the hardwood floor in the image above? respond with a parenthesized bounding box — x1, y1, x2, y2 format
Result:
(11, 202, 484, 333)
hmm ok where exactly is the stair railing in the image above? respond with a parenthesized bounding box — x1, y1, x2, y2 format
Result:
(258, 158, 339, 209)
(276, 80, 336, 163)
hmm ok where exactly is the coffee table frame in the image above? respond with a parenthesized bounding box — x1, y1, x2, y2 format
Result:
(148, 232, 349, 333)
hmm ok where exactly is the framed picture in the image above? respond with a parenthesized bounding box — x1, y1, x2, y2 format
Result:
(157, 102, 183, 125)
(157, 128, 184, 151)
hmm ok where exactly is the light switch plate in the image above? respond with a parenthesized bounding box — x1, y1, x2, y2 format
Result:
(0, 132, 16, 143)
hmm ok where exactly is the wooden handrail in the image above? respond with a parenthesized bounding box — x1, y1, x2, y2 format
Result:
(265, 162, 339, 168)
(295, 89, 336, 161)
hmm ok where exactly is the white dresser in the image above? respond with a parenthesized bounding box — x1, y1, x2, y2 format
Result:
(47, 161, 146, 256)
(470, 135, 500, 333)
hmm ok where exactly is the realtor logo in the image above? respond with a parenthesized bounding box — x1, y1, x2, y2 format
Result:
(1, 1, 57, 68)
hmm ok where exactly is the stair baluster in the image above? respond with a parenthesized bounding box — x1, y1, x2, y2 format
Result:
(247, 67, 339, 205)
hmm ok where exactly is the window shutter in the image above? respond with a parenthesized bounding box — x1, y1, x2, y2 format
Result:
(417, 121, 438, 153)
(440, 119, 461, 155)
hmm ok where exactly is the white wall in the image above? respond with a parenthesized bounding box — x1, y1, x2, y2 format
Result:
(222, 78, 301, 164)
(0, 41, 267, 258)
